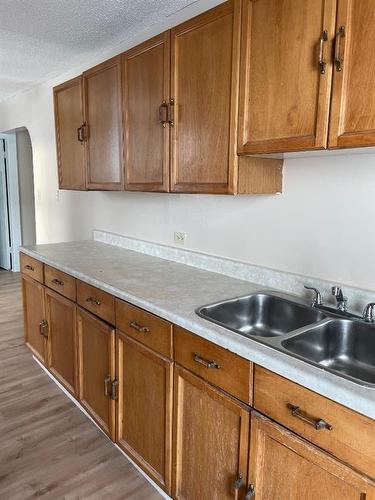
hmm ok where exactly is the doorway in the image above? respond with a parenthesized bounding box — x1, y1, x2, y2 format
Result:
(0, 138, 12, 270)
(0, 129, 36, 272)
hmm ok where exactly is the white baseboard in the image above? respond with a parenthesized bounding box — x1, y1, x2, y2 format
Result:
(33, 356, 171, 500)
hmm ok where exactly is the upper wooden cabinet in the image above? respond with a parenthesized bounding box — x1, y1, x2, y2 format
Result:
(329, 0, 375, 148)
(249, 413, 375, 500)
(83, 57, 123, 190)
(123, 33, 170, 192)
(170, 2, 240, 193)
(53, 76, 86, 190)
(238, 0, 337, 154)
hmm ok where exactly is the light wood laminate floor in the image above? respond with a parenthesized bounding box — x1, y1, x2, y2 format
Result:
(0, 271, 162, 500)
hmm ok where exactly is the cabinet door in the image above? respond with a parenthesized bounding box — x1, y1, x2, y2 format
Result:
(123, 33, 170, 192)
(238, 0, 337, 154)
(329, 0, 375, 148)
(83, 57, 123, 190)
(249, 413, 375, 500)
(170, 1, 240, 194)
(77, 308, 116, 438)
(22, 275, 46, 363)
(45, 288, 77, 395)
(53, 76, 86, 190)
(117, 333, 173, 493)
(172, 366, 250, 500)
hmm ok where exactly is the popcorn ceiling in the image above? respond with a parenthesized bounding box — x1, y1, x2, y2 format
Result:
(0, 0, 200, 103)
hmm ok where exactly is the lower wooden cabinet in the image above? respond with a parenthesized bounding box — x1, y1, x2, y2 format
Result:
(116, 332, 173, 493)
(77, 308, 116, 439)
(22, 275, 46, 363)
(172, 366, 250, 500)
(249, 413, 375, 500)
(45, 288, 77, 395)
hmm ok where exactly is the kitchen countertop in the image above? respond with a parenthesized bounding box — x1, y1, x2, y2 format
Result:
(21, 240, 375, 420)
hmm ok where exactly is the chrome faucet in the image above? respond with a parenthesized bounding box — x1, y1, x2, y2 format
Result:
(363, 303, 375, 323)
(331, 286, 348, 312)
(304, 285, 322, 307)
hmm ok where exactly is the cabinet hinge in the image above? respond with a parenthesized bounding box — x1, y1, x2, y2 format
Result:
(39, 320, 49, 338)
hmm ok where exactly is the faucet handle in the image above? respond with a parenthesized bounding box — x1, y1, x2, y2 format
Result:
(304, 285, 322, 307)
(363, 303, 375, 323)
(331, 286, 348, 311)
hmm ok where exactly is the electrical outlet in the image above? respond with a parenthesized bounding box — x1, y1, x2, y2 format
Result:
(174, 231, 186, 245)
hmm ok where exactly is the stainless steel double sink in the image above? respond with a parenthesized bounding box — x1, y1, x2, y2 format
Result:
(196, 293, 375, 388)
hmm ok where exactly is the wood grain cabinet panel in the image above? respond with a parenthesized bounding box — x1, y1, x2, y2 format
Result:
(116, 299, 173, 358)
(174, 326, 253, 404)
(123, 33, 170, 192)
(22, 275, 46, 363)
(170, 1, 241, 193)
(329, 0, 375, 148)
(45, 288, 77, 395)
(77, 280, 115, 325)
(238, 0, 337, 154)
(53, 76, 86, 190)
(116, 333, 173, 493)
(254, 366, 375, 480)
(249, 413, 375, 500)
(83, 56, 123, 190)
(172, 366, 250, 500)
(77, 308, 116, 439)
(44, 265, 76, 301)
(20, 253, 44, 284)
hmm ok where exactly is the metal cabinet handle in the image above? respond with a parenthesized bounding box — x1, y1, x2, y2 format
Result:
(233, 474, 243, 500)
(287, 403, 333, 431)
(318, 30, 328, 74)
(111, 379, 119, 401)
(52, 278, 64, 287)
(129, 320, 150, 334)
(77, 126, 84, 143)
(167, 99, 175, 127)
(193, 352, 220, 369)
(245, 484, 255, 499)
(86, 297, 101, 306)
(159, 101, 168, 128)
(334, 26, 345, 72)
(24, 264, 34, 272)
(104, 375, 111, 397)
(39, 320, 49, 338)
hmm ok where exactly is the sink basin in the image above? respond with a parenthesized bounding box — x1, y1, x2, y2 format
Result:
(196, 293, 326, 338)
(282, 320, 375, 386)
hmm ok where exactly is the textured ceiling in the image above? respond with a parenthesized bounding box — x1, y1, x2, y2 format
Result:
(0, 0, 199, 103)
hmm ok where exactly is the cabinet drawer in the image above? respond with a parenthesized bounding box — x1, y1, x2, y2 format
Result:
(77, 280, 115, 325)
(20, 253, 44, 283)
(174, 327, 253, 404)
(254, 366, 375, 479)
(45, 265, 76, 301)
(116, 299, 173, 358)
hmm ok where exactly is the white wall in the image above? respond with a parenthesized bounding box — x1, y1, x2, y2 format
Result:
(0, 0, 375, 292)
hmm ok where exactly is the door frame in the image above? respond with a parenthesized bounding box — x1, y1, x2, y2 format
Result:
(0, 132, 22, 271)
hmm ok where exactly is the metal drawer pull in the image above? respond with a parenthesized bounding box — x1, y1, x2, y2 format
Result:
(52, 278, 64, 286)
(287, 403, 333, 431)
(245, 484, 255, 499)
(25, 264, 34, 271)
(39, 320, 48, 338)
(318, 30, 328, 74)
(129, 321, 150, 334)
(193, 353, 220, 369)
(104, 375, 111, 397)
(86, 297, 101, 306)
(334, 26, 345, 72)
